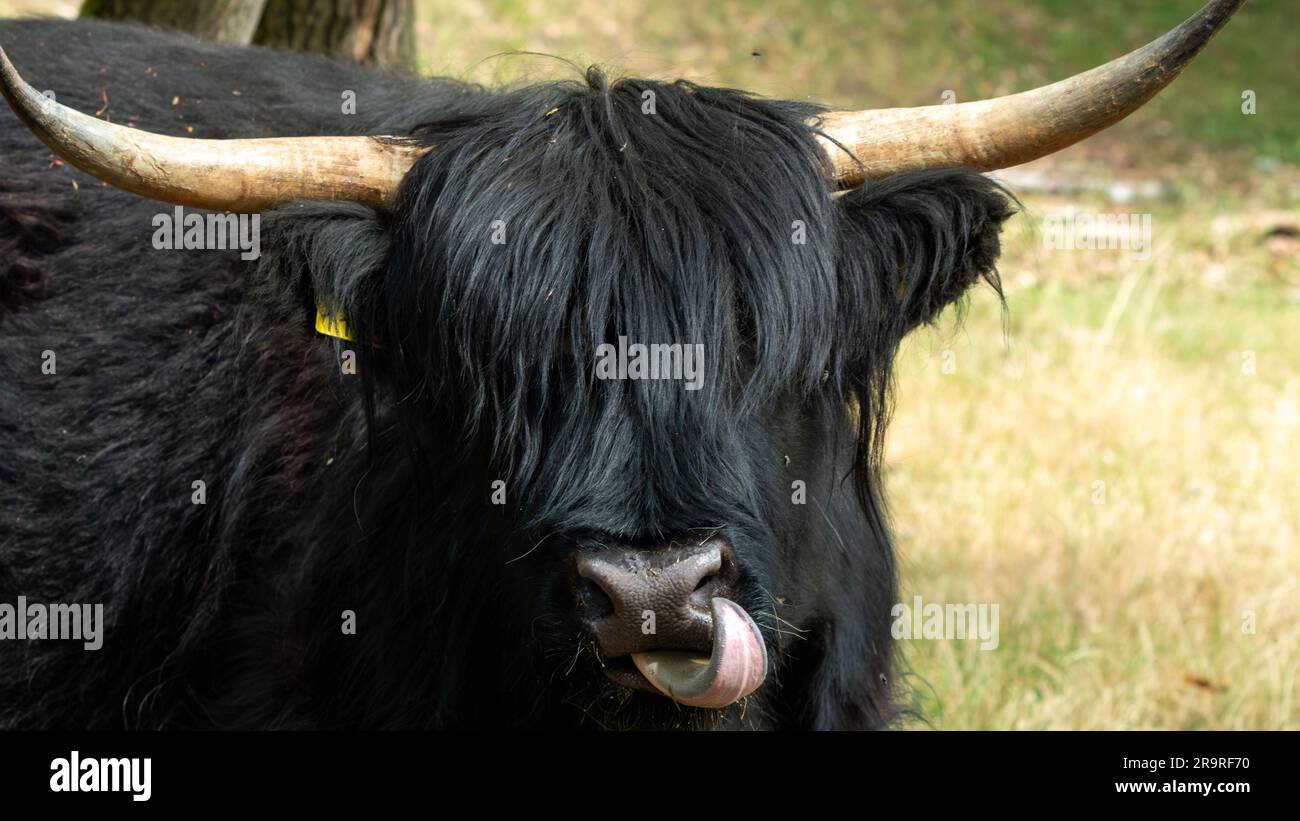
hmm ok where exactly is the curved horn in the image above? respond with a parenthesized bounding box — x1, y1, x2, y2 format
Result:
(0, 46, 427, 211)
(815, 0, 1245, 187)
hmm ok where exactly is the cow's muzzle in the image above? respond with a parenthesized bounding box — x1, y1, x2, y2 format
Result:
(574, 537, 768, 708)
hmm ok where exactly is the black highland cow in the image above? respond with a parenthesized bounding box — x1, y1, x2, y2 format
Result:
(0, 2, 1241, 729)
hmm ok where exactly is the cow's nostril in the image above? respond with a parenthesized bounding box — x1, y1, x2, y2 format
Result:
(690, 570, 724, 609)
(579, 577, 615, 620)
(693, 568, 725, 596)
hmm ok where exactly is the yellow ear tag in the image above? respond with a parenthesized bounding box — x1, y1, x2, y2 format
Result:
(315, 305, 353, 341)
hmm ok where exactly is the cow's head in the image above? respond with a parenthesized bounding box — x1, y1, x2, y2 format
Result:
(0, 0, 1242, 728)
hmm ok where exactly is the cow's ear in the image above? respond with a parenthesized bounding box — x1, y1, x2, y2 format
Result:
(833, 168, 1017, 338)
(252, 203, 391, 343)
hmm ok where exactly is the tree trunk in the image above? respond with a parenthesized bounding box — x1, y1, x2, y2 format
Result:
(79, 0, 417, 71)
(80, 0, 269, 44)
(253, 0, 416, 71)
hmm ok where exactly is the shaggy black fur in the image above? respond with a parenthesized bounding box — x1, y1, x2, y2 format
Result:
(0, 19, 1015, 729)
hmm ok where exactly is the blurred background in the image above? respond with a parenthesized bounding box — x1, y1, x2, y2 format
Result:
(3, 0, 1296, 728)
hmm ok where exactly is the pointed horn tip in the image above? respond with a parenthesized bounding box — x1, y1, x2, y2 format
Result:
(0, 45, 15, 87)
(0, 44, 41, 110)
(0, 44, 51, 139)
(0, 45, 21, 89)
(819, 0, 1248, 185)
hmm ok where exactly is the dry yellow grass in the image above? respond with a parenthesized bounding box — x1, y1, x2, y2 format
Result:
(888, 191, 1300, 728)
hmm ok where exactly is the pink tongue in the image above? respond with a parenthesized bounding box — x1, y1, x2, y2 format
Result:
(630, 598, 768, 708)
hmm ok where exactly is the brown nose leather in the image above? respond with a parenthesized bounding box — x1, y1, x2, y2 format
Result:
(576, 540, 731, 658)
